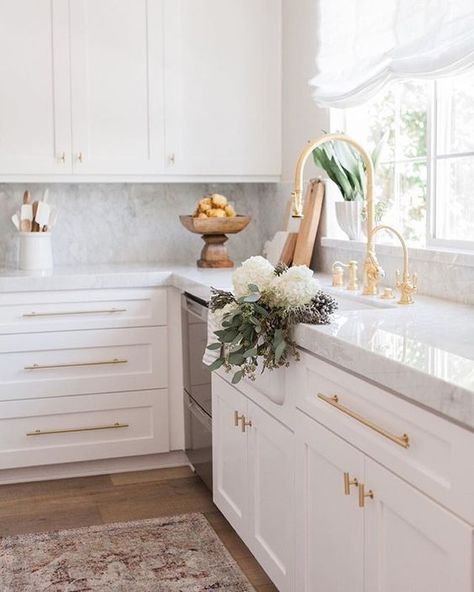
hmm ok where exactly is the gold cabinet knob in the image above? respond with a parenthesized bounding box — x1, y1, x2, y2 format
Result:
(58, 152, 66, 164)
(358, 483, 374, 507)
(168, 153, 175, 165)
(77, 152, 84, 163)
(343, 472, 359, 495)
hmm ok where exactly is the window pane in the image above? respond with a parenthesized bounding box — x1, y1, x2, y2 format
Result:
(398, 160, 427, 245)
(436, 156, 474, 241)
(437, 70, 474, 154)
(399, 81, 428, 159)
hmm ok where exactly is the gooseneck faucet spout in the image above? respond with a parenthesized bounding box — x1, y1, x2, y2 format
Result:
(291, 133, 382, 295)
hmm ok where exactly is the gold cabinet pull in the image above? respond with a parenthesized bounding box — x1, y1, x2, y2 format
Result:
(77, 152, 84, 163)
(317, 394, 410, 449)
(241, 415, 252, 433)
(58, 152, 66, 164)
(343, 472, 358, 495)
(22, 308, 127, 318)
(24, 358, 128, 371)
(26, 422, 128, 436)
(358, 483, 374, 507)
(234, 410, 244, 427)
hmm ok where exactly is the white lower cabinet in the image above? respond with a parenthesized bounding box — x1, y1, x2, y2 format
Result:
(295, 411, 364, 592)
(364, 458, 473, 592)
(295, 410, 474, 592)
(212, 374, 294, 592)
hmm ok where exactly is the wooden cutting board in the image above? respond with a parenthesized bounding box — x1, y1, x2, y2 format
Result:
(292, 179, 325, 267)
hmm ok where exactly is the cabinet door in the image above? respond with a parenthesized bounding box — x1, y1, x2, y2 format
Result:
(70, 0, 165, 174)
(295, 411, 365, 592)
(247, 400, 294, 592)
(212, 374, 248, 539)
(365, 458, 474, 592)
(164, 0, 281, 177)
(0, 0, 71, 175)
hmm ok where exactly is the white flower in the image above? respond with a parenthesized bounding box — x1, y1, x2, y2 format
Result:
(271, 265, 320, 307)
(232, 256, 275, 297)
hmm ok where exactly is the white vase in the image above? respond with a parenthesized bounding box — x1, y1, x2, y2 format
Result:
(19, 232, 53, 271)
(335, 201, 362, 240)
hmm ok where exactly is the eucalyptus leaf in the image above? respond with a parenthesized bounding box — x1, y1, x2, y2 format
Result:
(243, 347, 258, 358)
(232, 370, 244, 384)
(275, 339, 287, 363)
(208, 358, 225, 372)
(207, 342, 221, 350)
(243, 293, 261, 303)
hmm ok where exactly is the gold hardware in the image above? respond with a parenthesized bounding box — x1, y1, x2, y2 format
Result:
(24, 358, 128, 371)
(77, 152, 84, 163)
(396, 269, 417, 305)
(168, 153, 176, 165)
(358, 483, 374, 507)
(234, 410, 244, 427)
(58, 152, 66, 164)
(381, 287, 395, 300)
(317, 393, 410, 448)
(332, 261, 345, 287)
(347, 260, 358, 291)
(22, 308, 127, 318)
(343, 472, 358, 495)
(241, 415, 252, 433)
(26, 422, 128, 437)
(370, 224, 416, 305)
(291, 134, 380, 296)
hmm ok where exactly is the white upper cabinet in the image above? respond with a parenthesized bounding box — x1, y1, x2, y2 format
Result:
(69, 0, 165, 174)
(163, 0, 281, 178)
(0, 0, 281, 180)
(0, 0, 71, 175)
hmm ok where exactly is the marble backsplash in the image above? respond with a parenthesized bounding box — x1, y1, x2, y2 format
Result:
(0, 183, 283, 268)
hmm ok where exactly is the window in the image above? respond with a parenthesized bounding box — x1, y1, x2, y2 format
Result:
(338, 69, 474, 249)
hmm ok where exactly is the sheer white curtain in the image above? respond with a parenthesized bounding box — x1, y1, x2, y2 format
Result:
(310, 0, 474, 108)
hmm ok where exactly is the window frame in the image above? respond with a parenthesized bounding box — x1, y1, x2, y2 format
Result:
(332, 77, 474, 253)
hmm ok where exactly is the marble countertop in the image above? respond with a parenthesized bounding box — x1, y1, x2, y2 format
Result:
(0, 263, 472, 431)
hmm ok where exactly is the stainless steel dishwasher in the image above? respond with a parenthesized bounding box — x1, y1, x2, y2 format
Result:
(181, 292, 213, 491)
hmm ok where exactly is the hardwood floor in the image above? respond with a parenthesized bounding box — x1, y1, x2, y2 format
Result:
(0, 465, 278, 592)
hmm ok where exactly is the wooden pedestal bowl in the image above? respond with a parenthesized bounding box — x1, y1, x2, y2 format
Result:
(179, 215, 251, 268)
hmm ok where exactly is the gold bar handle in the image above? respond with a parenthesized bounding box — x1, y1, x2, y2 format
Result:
(23, 308, 127, 318)
(358, 483, 374, 508)
(234, 410, 244, 427)
(317, 394, 410, 449)
(24, 358, 128, 371)
(26, 422, 129, 437)
(343, 472, 358, 495)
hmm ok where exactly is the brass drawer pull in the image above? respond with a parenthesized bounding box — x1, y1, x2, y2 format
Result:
(343, 472, 358, 495)
(317, 393, 410, 449)
(234, 410, 244, 427)
(23, 308, 127, 318)
(24, 358, 128, 371)
(26, 422, 129, 436)
(241, 415, 252, 433)
(358, 483, 374, 507)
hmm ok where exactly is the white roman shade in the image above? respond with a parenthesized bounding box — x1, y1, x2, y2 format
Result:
(310, 0, 474, 108)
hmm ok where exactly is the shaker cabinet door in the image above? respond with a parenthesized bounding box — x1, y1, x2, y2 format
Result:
(69, 0, 165, 174)
(247, 400, 294, 592)
(0, 0, 72, 176)
(212, 374, 249, 540)
(164, 0, 281, 177)
(295, 411, 365, 592)
(364, 458, 474, 592)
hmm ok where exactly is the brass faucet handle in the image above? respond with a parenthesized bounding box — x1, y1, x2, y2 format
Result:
(332, 261, 346, 287)
(396, 269, 417, 305)
(347, 260, 358, 291)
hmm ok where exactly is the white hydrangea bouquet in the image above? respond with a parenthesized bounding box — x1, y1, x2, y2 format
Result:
(207, 256, 338, 384)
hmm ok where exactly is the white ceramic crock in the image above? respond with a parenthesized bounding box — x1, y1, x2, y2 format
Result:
(19, 232, 53, 271)
(335, 201, 362, 240)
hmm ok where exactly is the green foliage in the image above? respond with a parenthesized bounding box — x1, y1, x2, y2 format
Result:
(312, 132, 387, 202)
(207, 274, 338, 383)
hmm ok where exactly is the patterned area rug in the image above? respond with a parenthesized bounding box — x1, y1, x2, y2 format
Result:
(0, 513, 256, 591)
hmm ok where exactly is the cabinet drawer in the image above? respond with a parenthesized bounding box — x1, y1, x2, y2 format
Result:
(0, 389, 169, 469)
(0, 327, 167, 401)
(292, 352, 474, 524)
(0, 288, 167, 334)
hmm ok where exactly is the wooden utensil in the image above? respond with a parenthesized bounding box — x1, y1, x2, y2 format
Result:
(20, 191, 32, 232)
(31, 201, 40, 232)
(292, 179, 325, 267)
